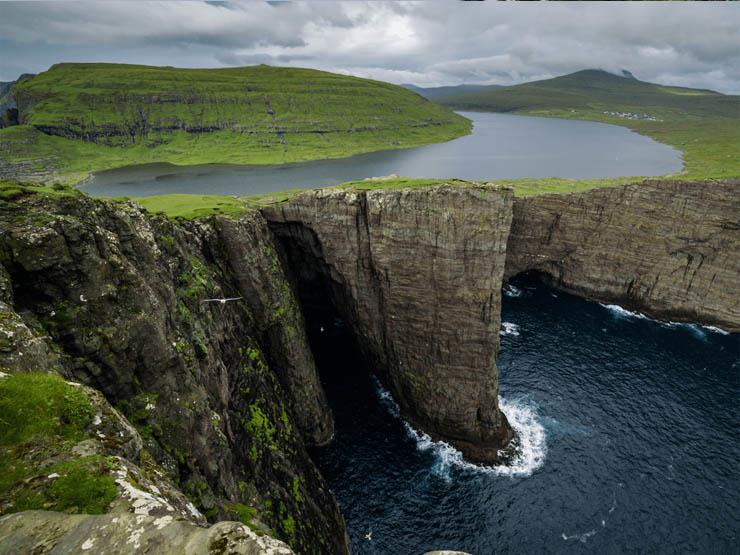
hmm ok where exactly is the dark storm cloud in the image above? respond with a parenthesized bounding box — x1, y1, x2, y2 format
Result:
(0, 1, 738, 93)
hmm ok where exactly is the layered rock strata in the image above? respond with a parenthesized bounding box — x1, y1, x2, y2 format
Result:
(263, 185, 515, 463)
(505, 180, 740, 332)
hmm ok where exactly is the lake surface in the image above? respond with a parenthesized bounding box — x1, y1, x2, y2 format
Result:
(81, 112, 682, 197)
(313, 274, 739, 554)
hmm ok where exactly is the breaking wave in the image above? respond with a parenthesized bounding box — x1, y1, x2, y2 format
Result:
(503, 284, 524, 298)
(374, 376, 400, 417)
(601, 303, 650, 320)
(703, 325, 730, 336)
(600, 303, 732, 336)
(500, 322, 520, 337)
(371, 376, 546, 480)
(561, 529, 598, 543)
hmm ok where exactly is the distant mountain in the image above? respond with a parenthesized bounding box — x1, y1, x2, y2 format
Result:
(402, 83, 503, 100)
(434, 69, 734, 120)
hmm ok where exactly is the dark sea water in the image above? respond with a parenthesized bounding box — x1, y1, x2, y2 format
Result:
(81, 112, 682, 198)
(313, 275, 739, 554)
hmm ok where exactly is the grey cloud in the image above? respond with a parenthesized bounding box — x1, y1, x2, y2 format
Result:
(214, 51, 315, 66)
(0, 1, 738, 93)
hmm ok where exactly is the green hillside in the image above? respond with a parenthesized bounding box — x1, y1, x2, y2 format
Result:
(437, 70, 739, 179)
(0, 63, 470, 183)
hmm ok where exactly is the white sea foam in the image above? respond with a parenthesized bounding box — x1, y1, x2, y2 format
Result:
(602, 303, 734, 337)
(561, 529, 597, 543)
(703, 325, 730, 336)
(372, 376, 400, 417)
(601, 303, 649, 320)
(503, 284, 523, 298)
(500, 322, 520, 337)
(371, 376, 547, 479)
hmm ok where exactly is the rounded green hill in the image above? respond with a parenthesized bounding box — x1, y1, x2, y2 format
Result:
(0, 63, 471, 183)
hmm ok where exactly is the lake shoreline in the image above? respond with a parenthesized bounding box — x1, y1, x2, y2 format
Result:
(80, 112, 682, 198)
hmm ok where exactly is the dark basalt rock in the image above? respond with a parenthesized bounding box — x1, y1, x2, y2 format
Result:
(0, 194, 347, 553)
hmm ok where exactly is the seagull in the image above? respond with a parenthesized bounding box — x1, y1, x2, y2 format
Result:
(364, 530, 372, 541)
(320, 326, 325, 333)
(201, 296, 243, 305)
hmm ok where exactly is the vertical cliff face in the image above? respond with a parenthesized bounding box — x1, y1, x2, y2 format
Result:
(0, 193, 346, 553)
(214, 218, 334, 446)
(263, 185, 515, 463)
(505, 179, 740, 331)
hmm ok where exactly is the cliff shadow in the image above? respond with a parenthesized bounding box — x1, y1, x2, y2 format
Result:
(269, 222, 374, 411)
(505, 269, 560, 292)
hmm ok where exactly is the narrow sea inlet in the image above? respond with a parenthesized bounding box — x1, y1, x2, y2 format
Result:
(312, 275, 739, 554)
(81, 112, 683, 198)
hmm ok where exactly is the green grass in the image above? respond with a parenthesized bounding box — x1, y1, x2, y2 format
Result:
(0, 178, 80, 200)
(0, 373, 118, 515)
(0, 373, 95, 446)
(225, 501, 260, 528)
(129, 174, 714, 220)
(135, 194, 250, 219)
(1, 63, 471, 183)
(437, 69, 740, 179)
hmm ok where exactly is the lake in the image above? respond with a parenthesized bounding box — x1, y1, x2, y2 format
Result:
(81, 112, 683, 197)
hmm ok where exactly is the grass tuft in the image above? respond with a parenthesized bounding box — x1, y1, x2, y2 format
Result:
(0, 373, 95, 447)
(0, 373, 118, 515)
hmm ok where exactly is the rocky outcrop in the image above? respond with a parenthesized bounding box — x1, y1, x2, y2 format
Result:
(263, 185, 515, 463)
(0, 192, 347, 553)
(0, 74, 32, 128)
(0, 511, 292, 555)
(505, 179, 740, 331)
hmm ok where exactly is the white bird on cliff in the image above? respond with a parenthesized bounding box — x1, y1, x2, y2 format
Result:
(201, 296, 243, 305)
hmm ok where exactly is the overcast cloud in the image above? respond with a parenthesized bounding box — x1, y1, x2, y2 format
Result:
(1, 1, 739, 93)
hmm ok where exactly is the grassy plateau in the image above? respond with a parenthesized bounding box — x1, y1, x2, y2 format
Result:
(0, 63, 470, 183)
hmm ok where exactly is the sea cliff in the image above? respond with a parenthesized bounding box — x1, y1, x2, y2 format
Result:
(506, 180, 740, 332)
(0, 178, 737, 553)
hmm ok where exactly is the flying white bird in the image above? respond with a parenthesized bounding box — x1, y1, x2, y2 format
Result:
(201, 297, 243, 305)
(364, 530, 372, 541)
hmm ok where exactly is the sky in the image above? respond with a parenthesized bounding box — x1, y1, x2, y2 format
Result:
(1, 1, 739, 93)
